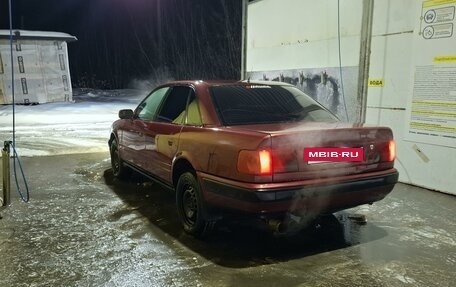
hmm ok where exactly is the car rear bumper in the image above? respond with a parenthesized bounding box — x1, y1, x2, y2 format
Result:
(198, 169, 398, 216)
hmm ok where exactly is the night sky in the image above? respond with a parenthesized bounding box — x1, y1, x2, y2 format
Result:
(0, 0, 242, 89)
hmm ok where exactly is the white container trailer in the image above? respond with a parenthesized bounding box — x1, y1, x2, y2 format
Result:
(0, 29, 77, 104)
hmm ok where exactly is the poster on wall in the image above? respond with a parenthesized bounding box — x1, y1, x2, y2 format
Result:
(405, 0, 456, 148)
(246, 66, 360, 123)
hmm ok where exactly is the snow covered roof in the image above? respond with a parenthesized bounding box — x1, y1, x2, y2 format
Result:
(0, 29, 77, 42)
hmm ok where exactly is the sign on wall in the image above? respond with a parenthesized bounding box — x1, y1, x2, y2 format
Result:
(405, 0, 456, 148)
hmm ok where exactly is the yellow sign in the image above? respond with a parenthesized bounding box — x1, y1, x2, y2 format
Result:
(368, 78, 384, 87)
(423, 0, 456, 8)
(433, 55, 456, 63)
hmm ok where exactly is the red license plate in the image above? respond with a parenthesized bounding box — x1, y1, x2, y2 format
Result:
(304, 147, 364, 162)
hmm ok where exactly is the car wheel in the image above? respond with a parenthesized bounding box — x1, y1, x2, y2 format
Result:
(176, 172, 214, 238)
(110, 139, 129, 179)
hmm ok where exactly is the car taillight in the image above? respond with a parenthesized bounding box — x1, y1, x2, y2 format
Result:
(237, 149, 272, 175)
(388, 140, 396, 161)
(380, 140, 396, 162)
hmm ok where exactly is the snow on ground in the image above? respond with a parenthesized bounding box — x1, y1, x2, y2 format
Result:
(0, 89, 146, 157)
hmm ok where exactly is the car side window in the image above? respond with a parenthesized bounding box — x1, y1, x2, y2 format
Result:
(157, 86, 192, 123)
(185, 96, 203, 126)
(171, 89, 202, 126)
(137, 87, 170, 121)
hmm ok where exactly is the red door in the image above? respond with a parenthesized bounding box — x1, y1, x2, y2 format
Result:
(141, 85, 194, 184)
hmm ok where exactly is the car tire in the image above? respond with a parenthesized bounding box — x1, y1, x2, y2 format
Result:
(176, 172, 214, 238)
(110, 139, 129, 179)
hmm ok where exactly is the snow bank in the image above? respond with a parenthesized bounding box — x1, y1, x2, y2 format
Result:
(0, 89, 146, 157)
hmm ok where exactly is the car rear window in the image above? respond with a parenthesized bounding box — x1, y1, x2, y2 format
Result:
(210, 85, 339, 125)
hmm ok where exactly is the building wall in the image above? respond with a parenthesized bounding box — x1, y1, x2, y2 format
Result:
(367, 0, 456, 195)
(246, 0, 456, 195)
(246, 0, 363, 70)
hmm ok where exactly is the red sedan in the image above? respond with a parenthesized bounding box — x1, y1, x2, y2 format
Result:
(109, 80, 398, 237)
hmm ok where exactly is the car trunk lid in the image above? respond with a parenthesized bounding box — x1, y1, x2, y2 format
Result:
(235, 122, 395, 182)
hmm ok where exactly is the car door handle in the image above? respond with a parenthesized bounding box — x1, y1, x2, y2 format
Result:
(168, 140, 173, 146)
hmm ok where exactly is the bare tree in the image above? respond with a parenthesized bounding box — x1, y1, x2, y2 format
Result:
(68, 0, 242, 89)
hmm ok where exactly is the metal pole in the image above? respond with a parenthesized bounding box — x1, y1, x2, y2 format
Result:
(157, 0, 162, 66)
(356, 0, 374, 123)
(2, 141, 11, 207)
(240, 0, 248, 80)
(9, 0, 16, 143)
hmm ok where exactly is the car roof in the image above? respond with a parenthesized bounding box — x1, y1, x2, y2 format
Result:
(165, 80, 294, 88)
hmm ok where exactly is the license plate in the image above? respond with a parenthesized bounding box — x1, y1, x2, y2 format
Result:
(304, 147, 364, 162)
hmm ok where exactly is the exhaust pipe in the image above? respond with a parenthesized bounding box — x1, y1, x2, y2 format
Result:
(267, 213, 308, 235)
(267, 219, 286, 234)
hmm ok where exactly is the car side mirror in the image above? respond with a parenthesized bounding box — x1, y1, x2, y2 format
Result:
(119, 109, 134, 119)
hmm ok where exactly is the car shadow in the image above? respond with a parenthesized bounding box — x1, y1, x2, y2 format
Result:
(103, 169, 387, 268)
